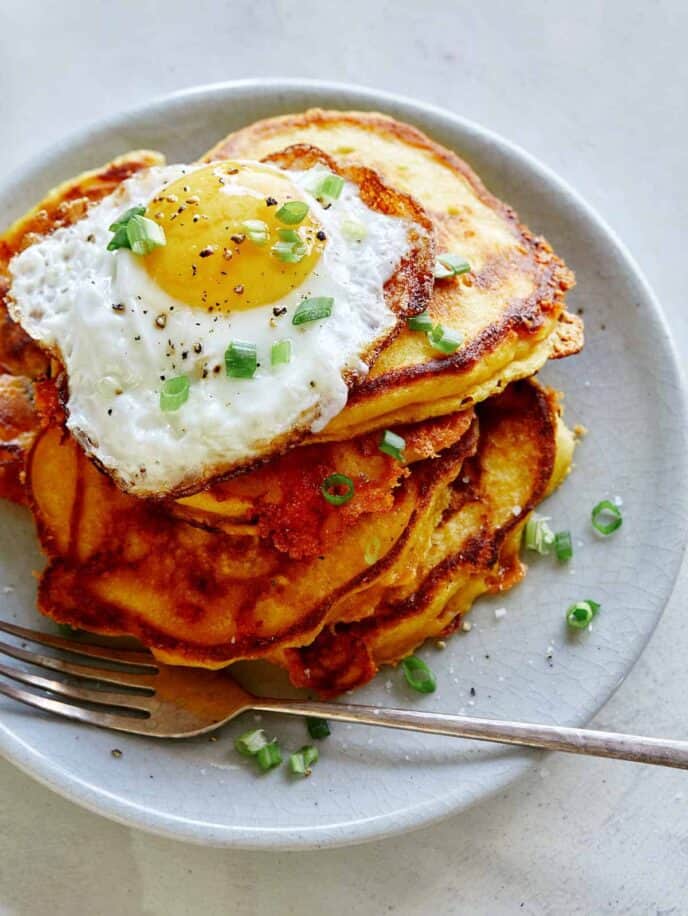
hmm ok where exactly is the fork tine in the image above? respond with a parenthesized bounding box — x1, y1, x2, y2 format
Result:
(0, 678, 158, 735)
(0, 638, 157, 690)
(0, 621, 157, 668)
(0, 660, 153, 710)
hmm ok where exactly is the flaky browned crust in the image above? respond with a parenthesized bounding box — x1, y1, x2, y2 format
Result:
(0, 374, 40, 503)
(549, 310, 584, 359)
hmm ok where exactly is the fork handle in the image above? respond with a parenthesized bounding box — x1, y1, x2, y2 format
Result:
(251, 700, 688, 769)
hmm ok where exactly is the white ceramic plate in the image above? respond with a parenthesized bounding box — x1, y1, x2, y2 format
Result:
(1, 80, 686, 849)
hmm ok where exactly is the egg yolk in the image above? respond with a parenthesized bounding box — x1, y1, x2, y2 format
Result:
(143, 161, 325, 312)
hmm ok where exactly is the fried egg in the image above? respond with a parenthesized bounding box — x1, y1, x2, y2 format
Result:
(8, 157, 427, 495)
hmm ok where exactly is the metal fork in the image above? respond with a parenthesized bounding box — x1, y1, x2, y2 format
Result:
(0, 620, 687, 769)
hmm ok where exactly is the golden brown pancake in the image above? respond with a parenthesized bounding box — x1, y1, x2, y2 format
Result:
(0, 111, 582, 698)
(205, 109, 582, 440)
(29, 379, 573, 695)
(170, 410, 474, 559)
(277, 380, 574, 694)
(29, 410, 479, 667)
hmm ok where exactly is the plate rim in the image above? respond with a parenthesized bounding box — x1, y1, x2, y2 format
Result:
(1, 77, 686, 849)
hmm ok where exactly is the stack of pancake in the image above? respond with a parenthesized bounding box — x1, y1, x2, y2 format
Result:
(0, 110, 582, 695)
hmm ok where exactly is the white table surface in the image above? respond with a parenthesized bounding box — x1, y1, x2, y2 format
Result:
(1, 1, 687, 912)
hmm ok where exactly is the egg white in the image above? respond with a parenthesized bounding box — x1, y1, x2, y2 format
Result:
(8, 162, 414, 495)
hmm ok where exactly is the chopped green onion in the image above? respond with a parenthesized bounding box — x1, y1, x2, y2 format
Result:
(554, 530, 573, 562)
(160, 375, 190, 412)
(125, 214, 166, 256)
(364, 536, 382, 566)
(401, 655, 437, 693)
(523, 513, 555, 555)
(566, 599, 601, 630)
(434, 252, 471, 279)
(242, 219, 269, 245)
(271, 228, 307, 263)
(307, 717, 331, 739)
(379, 429, 406, 463)
(256, 739, 282, 772)
(428, 324, 463, 354)
(234, 728, 269, 757)
(292, 296, 334, 325)
(407, 310, 434, 332)
(289, 745, 319, 776)
(321, 472, 355, 506)
(341, 217, 367, 241)
(439, 253, 471, 273)
(307, 169, 345, 205)
(56, 623, 79, 636)
(276, 201, 309, 225)
(271, 243, 300, 261)
(270, 339, 292, 366)
(318, 173, 345, 201)
(225, 340, 257, 379)
(433, 260, 454, 280)
(106, 225, 132, 251)
(108, 206, 146, 233)
(591, 500, 623, 536)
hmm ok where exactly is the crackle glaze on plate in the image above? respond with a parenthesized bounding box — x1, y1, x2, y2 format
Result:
(0, 80, 686, 849)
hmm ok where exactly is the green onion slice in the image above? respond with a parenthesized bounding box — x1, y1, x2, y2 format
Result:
(591, 500, 623, 536)
(289, 745, 319, 776)
(234, 728, 269, 757)
(106, 225, 132, 252)
(108, 206, 146, 233)
(364, 536, 382, 566)
(434, 252, 471, 279)
(428, 324, 463, 354)
(125, 214, 166, 256)
(306, 168, 345, 205)
(256, 739, 282, 772)
(276, 201, 309, 225)
(554, 530, 573, 562)
(318, 173, 345, 201)
(566, 599, 601, 630)
(242, 219, 269, 245)
(379, 429, 406, 463)
(407, 310, 434, 332)
(160, 375, 190, 412)
(401, 655, 437, 693)
(56, 623, 80, 636)
(433, 260, 454, 280)
(270, 339, 292, 366)
(225, 340, 257, 379)
(292, 296, 334, 325)
(307, 717, 331, 739)
(271, 228, 307, 263)
(523, 513, 555, 555)
(321, 472, 355, 506)
(341, 217, 367, 241)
